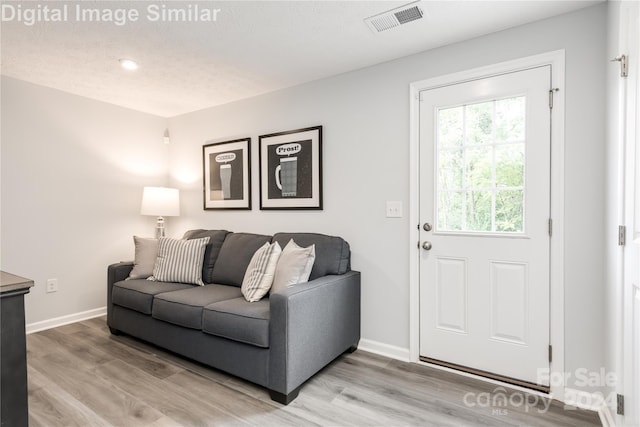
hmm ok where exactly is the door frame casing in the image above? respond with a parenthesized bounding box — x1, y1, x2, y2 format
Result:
(620, 2, 640, 424)
(408, 50, 566, 400)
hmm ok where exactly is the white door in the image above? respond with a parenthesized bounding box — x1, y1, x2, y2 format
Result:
(622, 2, 640, 424)
(419, 66, 552, 387)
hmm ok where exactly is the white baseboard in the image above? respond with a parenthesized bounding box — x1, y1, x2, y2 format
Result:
(563, 387, 609, 412)
(26, 307, 107, 334)
(564, 387, 617, 426)
(598, 402, 616, 427)
(358, 338, 410, 362)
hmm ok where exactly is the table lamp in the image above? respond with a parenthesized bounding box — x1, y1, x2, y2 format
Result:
(140, 187, 180, 238)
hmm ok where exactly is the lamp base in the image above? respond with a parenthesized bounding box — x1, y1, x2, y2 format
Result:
(155, 217, 166, 239)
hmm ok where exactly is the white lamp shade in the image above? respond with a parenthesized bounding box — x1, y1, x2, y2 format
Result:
(141, 187, 180, 217)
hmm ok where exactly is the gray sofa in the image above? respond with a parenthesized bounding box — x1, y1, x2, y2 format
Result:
(107, 230, 361, 404)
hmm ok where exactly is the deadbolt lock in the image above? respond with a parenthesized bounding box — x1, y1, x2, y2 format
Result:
(423, 223, 432, 232)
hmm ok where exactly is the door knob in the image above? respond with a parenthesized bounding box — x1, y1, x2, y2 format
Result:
(422, 241, 432, 250)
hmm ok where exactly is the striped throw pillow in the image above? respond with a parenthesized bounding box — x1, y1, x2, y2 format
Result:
(241, 242, 282, 302)
(150, 237, 210, 286)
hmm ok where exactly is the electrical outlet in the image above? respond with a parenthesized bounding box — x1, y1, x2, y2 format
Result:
(386, 201, 403, 218)
(46, 278, 58, 293)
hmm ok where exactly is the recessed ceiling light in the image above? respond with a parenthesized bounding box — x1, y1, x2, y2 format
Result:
(119, 58, 139, 71)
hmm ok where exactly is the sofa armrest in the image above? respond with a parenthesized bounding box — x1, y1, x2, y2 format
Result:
(108, 262, 134, 286)
(107, 262, 134, 326)
(268, 270, 361, 395)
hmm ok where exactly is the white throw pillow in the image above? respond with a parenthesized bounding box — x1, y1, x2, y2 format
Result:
(271, 239, 316, 294)
(128, 236, 158, 279)
(149, 237, 210, 285)
(241, 242, 282, 302)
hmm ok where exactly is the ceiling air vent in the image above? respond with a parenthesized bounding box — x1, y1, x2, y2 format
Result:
(365, 1, 424, 33)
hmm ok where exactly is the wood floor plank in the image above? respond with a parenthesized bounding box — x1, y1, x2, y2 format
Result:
(326, 357, 545, 427)
(52, 321, 91, 335)
(26, 330, 64, 361)
(386, 359, 602, 427)
(83, 316, 111, 333)
(283, 381, 386, 427)
(332, 355, 508, 411)
(109, 333, 235, 383)
(73, 329, 184, 380)
(324, 356, 478, 408)
(29, 352, 164, 426)
(333, 379, 514, 427)
(28, 366, 113, 427)
(36, 328, 112, 366)
(166, 370, 314, 427)
(344, 349, 393, 369)
(296, 373, 346, 403)
(144, 416, 186, 427)
(26, 317, 601, 427)
(92, 359, 252, 427)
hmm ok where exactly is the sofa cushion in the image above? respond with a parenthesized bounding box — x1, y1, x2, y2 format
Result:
(202, 297, 270, 348)
(151, 237, 210, 285)
(152, 284, 242, 330)
(211, 233, 272, 287)
(182, 229, 230, 284)
(271, 233, 350, 280)
(112, 280, 193, 315)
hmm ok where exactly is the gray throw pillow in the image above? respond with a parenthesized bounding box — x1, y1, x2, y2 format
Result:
(128, 236, 158, 279)
(271, 232, 350, 280)
(271, 239, 316, 294)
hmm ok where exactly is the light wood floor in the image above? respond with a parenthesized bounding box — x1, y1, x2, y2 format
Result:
(26, 317, 601, 427)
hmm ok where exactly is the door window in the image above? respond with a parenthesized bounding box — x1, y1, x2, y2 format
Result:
(436, 96, 526, 233)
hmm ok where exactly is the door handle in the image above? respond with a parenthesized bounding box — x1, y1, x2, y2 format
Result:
(422, 241, 432, 251)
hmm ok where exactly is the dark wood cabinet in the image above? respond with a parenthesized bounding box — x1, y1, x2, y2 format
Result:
(1, 272, 33, 427)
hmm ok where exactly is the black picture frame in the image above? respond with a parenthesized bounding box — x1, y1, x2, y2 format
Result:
(203, 137, 251, 210)
(259, 126, 323, 210)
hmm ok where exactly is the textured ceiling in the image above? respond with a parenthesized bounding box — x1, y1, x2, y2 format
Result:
(0, 0, 600, 117)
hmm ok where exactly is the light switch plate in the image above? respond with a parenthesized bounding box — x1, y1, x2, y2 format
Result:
(386, 201, 403, 218)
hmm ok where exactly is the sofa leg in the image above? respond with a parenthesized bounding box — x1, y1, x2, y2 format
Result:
(109, 326, 121, 335)
(346, 342, 358, 353)
(269, 387, 300, 405)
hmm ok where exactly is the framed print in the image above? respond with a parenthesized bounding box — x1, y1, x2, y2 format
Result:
(203, 137, 251, 210)
(259, 126, 322, 210)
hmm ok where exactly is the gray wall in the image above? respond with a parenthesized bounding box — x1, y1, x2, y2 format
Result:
(168, 5, 606, 391)
(1, 77, 169, 325)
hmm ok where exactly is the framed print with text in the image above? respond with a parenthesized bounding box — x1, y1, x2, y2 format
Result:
(259, 126, 322, 210)
(203, 137, 251, 210)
